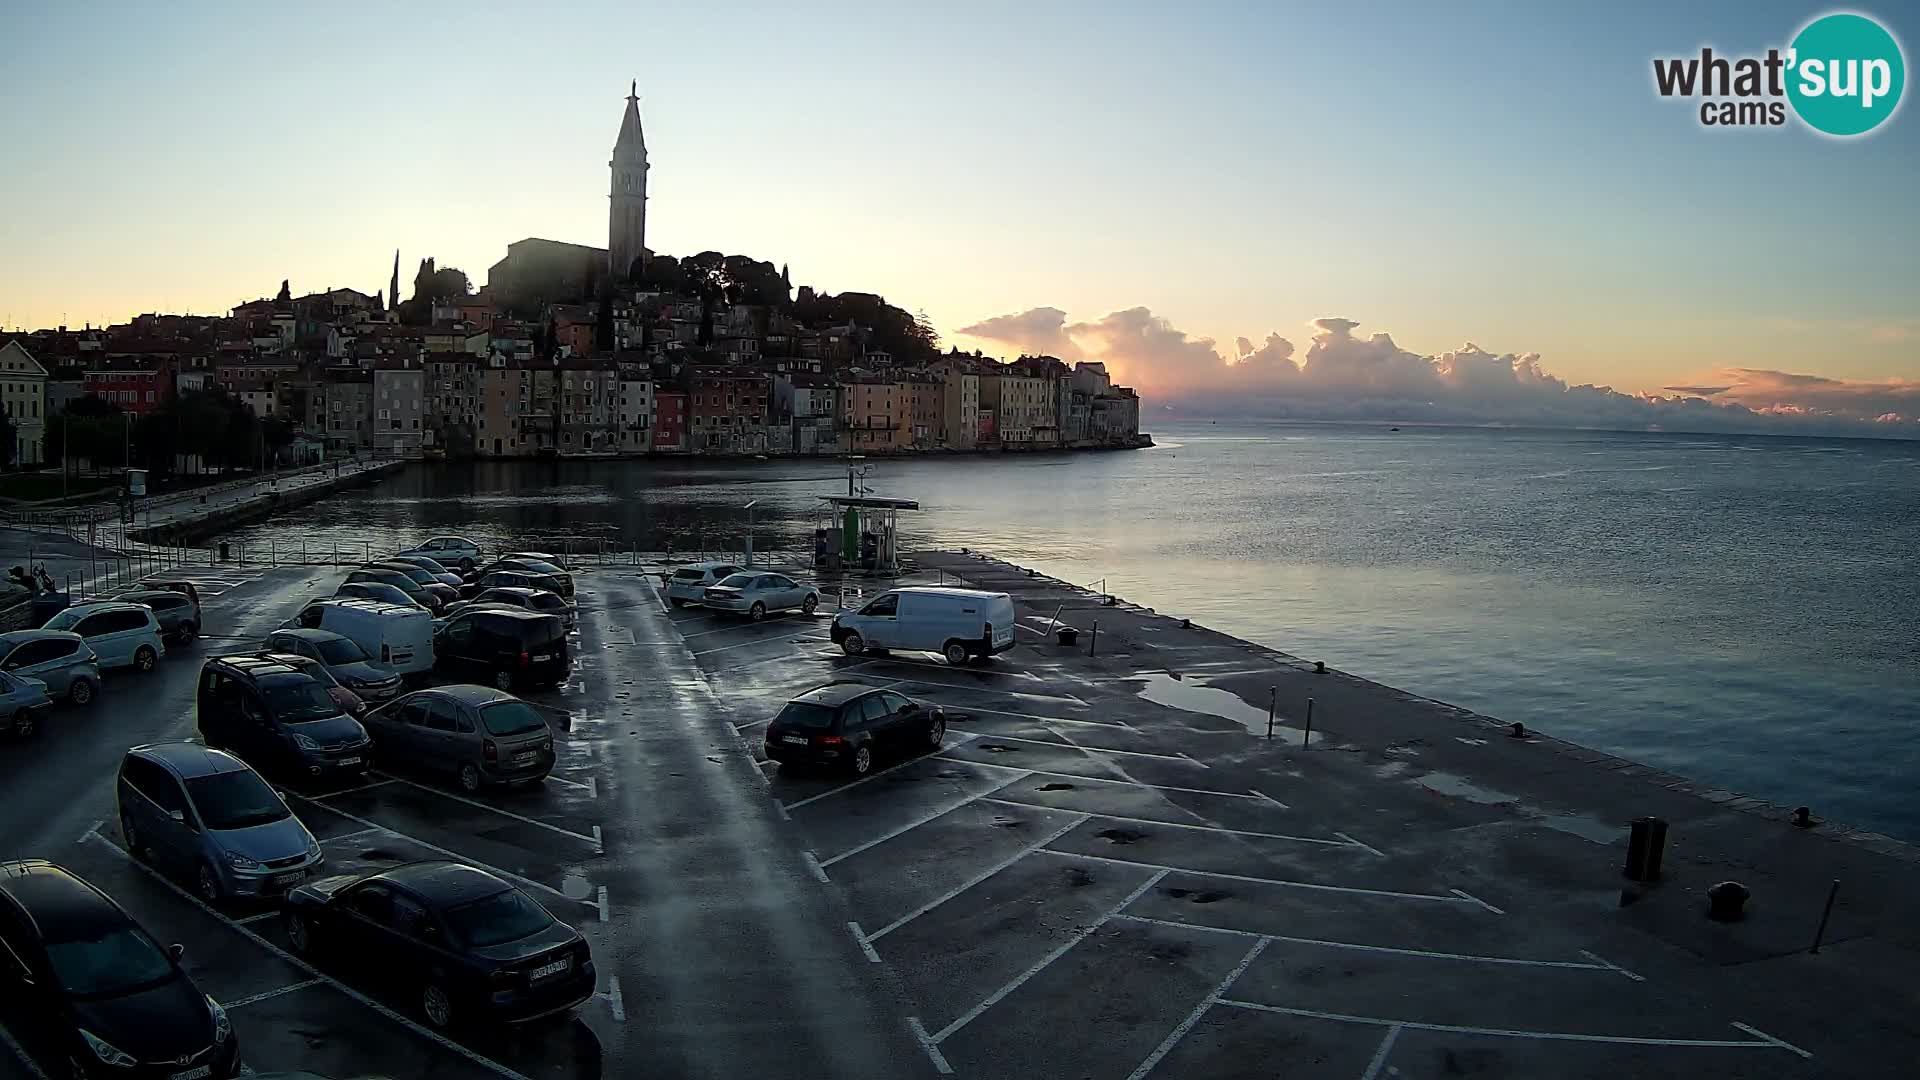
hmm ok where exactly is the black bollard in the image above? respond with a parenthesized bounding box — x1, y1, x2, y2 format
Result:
(1623, 817, 1669, 882)
(1707, 880, 1750, 921)
(1809, 879, 1840, 953)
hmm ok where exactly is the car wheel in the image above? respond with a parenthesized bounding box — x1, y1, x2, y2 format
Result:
(493, 670, 515, 691)
(422, 982, 455, 1029)
(133, 646, 157, 672)
(802, 594, 818, 614)
(285, 911, 313, 955)
(457, 559, 475, 573)
(176, 622, 197, 645)
(457, 763, 482, 794)
(69, 678, 96, 707)
(196, 862, 222, 902)
(943, 640, 969, 666)
(749, 602, 766, 622)
(10, 709, 36, 739)
(840, 633, 866, 657)
(120, 814, 143, 860)
(850, 743, 874, 776)
(927, 714, 946, 748)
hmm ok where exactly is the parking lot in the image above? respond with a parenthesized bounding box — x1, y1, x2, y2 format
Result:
(0, 555, 1848, 1078)
(664, 558, 1827, 1080)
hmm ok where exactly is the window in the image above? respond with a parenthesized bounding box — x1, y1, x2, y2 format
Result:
(422, 697, 459, 733)
(185, 770, 290, 830)
(858, 695, 892, 727)
(348, 882, 394, 923)
(861, 594, 898, 617)
(390, 698, 432, 727)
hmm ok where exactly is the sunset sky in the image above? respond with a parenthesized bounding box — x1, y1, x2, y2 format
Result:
(2, 1, 1914, 425)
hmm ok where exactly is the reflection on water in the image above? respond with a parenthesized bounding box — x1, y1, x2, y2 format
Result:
(224, 422, 1920, 840)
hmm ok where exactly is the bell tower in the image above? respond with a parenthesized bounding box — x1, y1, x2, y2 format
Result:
(609, 80, 649, 280)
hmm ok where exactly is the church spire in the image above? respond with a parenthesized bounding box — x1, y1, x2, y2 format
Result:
(609, 80, 650, 280)
(389, 249, 400, 316)
(615, 80, 645, 153)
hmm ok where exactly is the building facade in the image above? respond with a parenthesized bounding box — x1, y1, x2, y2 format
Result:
(689, 369, 769, 453)
(609, 82, 650, 279)
(0, 342, 48, 465)
(618, 372, 653, 452)
(372, 361, 425, 457)
(652, 391, 687, 451)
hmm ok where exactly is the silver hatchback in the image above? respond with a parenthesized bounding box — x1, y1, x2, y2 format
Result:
(0, 629, 103, 706)
(116, 742, 324, 902)
(362, 685, 555, 793)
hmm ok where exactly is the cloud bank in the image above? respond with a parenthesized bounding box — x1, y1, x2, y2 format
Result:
(955, 307, 1919, 439)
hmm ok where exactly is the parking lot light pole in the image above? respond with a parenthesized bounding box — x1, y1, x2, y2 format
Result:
(744, 499, 758, 567)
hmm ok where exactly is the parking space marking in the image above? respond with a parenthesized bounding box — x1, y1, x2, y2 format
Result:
(0, 1022, 49, 1080)
(732, 718, 772, 732)
(845, 656, 1052, 684)
(680, 616, 814, 640)
(979, 798, 1349, 848)
(543, 772, 596, 796)
(322, 825, 391, 845)
(84, 835, 539, 1080)
(848, 921, 881, 963)
(1360, 1024, 1403, 1080)
(1334, 831, 1387, 858)
(1449, 888, 1506, 914)
(932, 868, 1168, 1044)
(225, 978, 324, 1010)
(851, 669, 1087, 706)
(308, 776, 397, 798)
(76, 819, 104, 844)
(820, 772, 1029, 868)
(289, 797, 595, 910)
(986, 731, 1208, 767)
(1247, 787, 1287, 809)
(234, 911, 279, 926)
(802, 850, 830, 882)
(361, 773, 602, 847)
(780, 734, 985, 811)
(939, 755, 1268, 802)
(867, 814, 1092, 946)
(1125, 937, 1270, 1080)
(1109, 914, 1631, 974)
(692, 634, 831, 658)
(603, 976, 626, 1022)
(1038, 850, 1492, 908)
(953, 704, 1136, 731)
(907, 1017, 955, 1075)
(1579, 949, 1646, 982)
(1213, 1001, 1812, 1055)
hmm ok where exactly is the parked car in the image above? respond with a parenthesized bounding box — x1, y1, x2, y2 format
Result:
(460, 568, 568, 603)
(278, 600, 435, 677)
(433, 609, 569, 691)
(196, 656, 372, 780)
(282, 860, 594, 1028)
(250, 651, 364, 716)
(444, 586, 574, 629)
(829, 587, 1017, 665)
(664, 561, 744, 607)
(702, 572, 819, 621)
(143, 579, 204, 626)
(0, 860, 242, 1078)
(335, 580, 429, 611)
(394, 536, 484, 573)
(0, 629, 102, 707)
(474, 559, 572, 599)
(115, 742, 324, 901)
(344, 568, 444, 614)
(362, 686, 555, 792)
(262, 629, 405, 703)
(763, 683, 945, 776)
(499, 551, 570, 571)
(366, 563, 460, 608)
(111, 589, 201, 645)
(40, 602, 166, 673)
(384, 554, 463, 587)
(0, 670, 53, 739)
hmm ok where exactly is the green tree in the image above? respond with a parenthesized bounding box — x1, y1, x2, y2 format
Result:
(0, 410, 16, 468)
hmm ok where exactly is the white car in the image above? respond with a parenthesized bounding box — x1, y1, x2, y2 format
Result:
(702, 572, 819, 621)
(394, 536, 483, 573)
(665, 561, 744, 608)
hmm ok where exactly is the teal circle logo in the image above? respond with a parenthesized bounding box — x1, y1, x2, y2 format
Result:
(1787, 13, 1906, 136)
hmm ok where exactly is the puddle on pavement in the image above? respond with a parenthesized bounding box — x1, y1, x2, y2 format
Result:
(1539, 814, 1622, 844)
(1096, 827, 1148, 845)
(1413, 771, 1521, 805)
(989, 816, 1026, 830)
(1133, 673, 1322, 745)
(1374, 760, 1412, 779)
(1036, 782, 1076, 791)
(1061, 868, 1094, 887)
(560, 873, 594, 900)
(1164, 887, 1231, 904)
(359, 847, 403, 862)
(980, 743, 1019, 753)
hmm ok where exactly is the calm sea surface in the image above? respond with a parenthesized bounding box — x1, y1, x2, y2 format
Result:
(225, 422, 1920, 839)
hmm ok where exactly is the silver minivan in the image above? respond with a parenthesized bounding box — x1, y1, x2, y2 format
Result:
(0, 629, 103, 705)
(40, 602, 167, 672)
(115, 742, 323, 901)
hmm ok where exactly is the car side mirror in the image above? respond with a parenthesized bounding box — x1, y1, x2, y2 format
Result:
(902, 702, 920, 713)
(166, 943, 185, 962)
(167, 809, 186, 824)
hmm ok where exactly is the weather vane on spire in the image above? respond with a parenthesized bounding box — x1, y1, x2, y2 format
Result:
(628, 79, 638, 103)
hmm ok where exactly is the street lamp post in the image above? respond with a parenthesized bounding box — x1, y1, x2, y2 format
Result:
(743, 499, 758, 567)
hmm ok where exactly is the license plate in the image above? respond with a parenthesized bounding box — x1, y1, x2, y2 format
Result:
(336, 756, 362, 766)
(530, 957, 569, 980)
(781, 735, 808, 745)
(171, 1066, 211, 1080)
(274, 872, 304, 885)
(531, 653, 551, 662)
(513, 751, 538, 765)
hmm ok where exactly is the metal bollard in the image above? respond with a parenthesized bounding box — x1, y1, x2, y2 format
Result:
(1810, 880, 1841, 953)
(1304, 697, 1314, 747)
(1266, 687, 1276, 740)
(1088, 621, 1099, 657)
(1624, 817, 1669, 882)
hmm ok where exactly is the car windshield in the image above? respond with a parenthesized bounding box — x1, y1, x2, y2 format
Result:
(282, 659, 339, 688)
(391, 566, 434, 584)
(443, 888, 555, 949)
(775, 702, 837, 730)
(314, 637, 370, 664)
(478, 701, 548, 738)
(517, 561, 562, 575)
(45, 924, 175, 999)
(716, 574, 756, 589)
(531, 594, 564, 611)
(264, 679, 341, 721)
(186, 770, 291, 830)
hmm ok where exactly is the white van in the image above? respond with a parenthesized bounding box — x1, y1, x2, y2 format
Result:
(278, 599, 434, 676)
(829, 587, 1017, 665)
